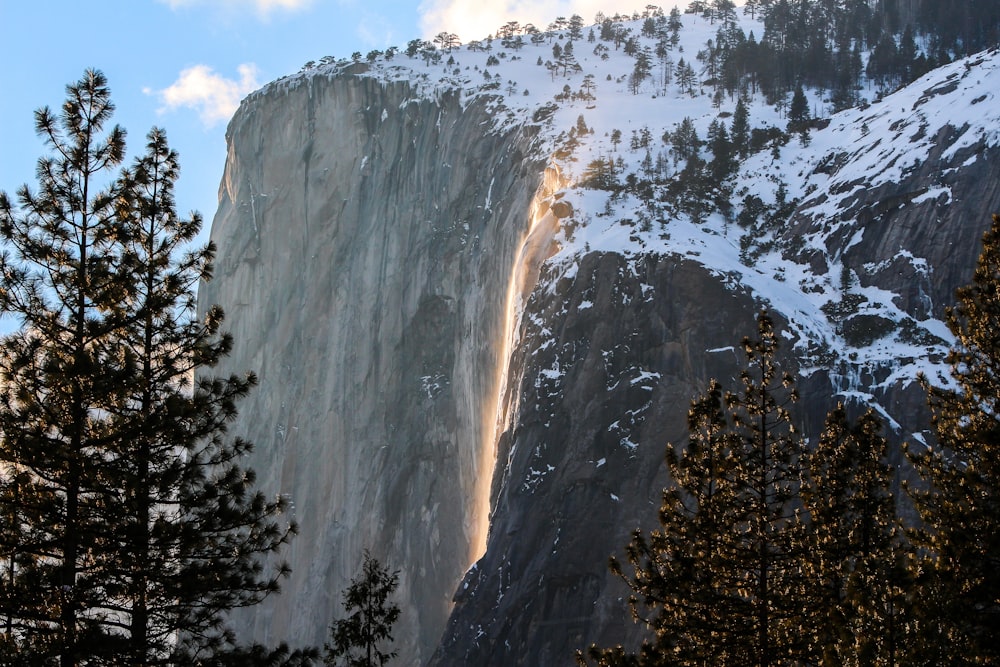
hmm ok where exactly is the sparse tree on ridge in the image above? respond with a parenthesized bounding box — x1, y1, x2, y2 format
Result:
(432, 32, 460, 52)
(405, 39, 423, 58)
(497, 21, 520, 40)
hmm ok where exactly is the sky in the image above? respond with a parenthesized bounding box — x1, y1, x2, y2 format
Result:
(1, 0, 660, 232)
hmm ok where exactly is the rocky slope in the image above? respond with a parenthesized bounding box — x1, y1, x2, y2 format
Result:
(200, 14, 1000, 664)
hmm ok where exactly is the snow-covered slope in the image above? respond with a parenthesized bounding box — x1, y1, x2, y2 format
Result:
(272, 13, 1000, 423)
(203, 10, 1000, 665)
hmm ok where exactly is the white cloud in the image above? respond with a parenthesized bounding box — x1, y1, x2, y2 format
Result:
(356, 13, 397, 48)
(146, 64, 260, 127)
(417, 0, 654, 42)
(158, 0, 314, 20)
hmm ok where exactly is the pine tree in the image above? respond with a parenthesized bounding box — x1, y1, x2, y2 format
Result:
(744, 0, 764, 20)
(107, 128, 300, 664)
(324, 551, 401, 667)
(0, 68, 129, 666)
(0, 468, 45, 665)
(907, 213, 1000, 665)
(866, 34, 900, 90)
(580, 381, 748, 667)
(707, 120, 736, 182)
(675, 59, 697, 95)
(630, 48, 653, 94)
(725, 311, 812, 667)
(668, 117, 701, 165)
(802, 406, 911, 667)
(0, 70, 305, 666)
(787, 84, 810, 133)
(731, 98, 751, 158)
(582, 312, 813, 667)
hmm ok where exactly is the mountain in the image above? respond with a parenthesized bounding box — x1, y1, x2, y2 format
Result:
(197, 8, 1000, 665)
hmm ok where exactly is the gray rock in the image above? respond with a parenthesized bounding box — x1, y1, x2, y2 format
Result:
(200, 73, 546, 663)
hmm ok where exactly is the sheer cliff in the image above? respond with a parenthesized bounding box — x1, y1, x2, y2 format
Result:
(199, 22, 1000, 666)
(198, 69, 550, 661)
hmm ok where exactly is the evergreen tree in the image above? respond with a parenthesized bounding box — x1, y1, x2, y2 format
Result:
(707, 120, 736, 182)
(0, 68, 129, 666)
(556, 41, 581, 77)
(802, 407, 911, 667)
(712, 0, 738, 26)
(0, 70, 304, 666)
(581, 157, 618, 191)
(630, 48, 653, 94)
(908, 213, 1000, 665)
(787, 84, 810, 133)
(866, 33, 900, 90)
(324, 551, 400, 667)
(897, 25, 918, 82)
(0, 468, 44, 665)
(107, 128, 300, 665)
(667, 6, 683, 47)
(668, 117, 701, 165)
(731, 98, 751, 158)
(580, 381, 748, 666)
(582, 312, 813, 667)
(725, 311, 812, 666)
(674, 59, 697, 95)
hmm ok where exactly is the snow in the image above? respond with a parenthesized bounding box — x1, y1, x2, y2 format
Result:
(262, 12, 1000, 423)
(630, 370, 661, 387)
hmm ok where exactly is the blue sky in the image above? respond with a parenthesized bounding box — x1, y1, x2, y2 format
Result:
(1, 0, 424, 228)
(1, 0, 655, 229)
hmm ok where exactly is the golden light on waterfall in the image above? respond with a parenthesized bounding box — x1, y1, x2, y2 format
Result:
(468, 164, 567, 568)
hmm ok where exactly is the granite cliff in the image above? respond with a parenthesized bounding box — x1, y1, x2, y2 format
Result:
(199, 19, 1000, 665)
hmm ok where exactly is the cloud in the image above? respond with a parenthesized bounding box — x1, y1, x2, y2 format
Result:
(356, 13, 397, 49)
(145, 64, 260, 127)
(158, 0, 314, 20)
(417, 0, 654, 42)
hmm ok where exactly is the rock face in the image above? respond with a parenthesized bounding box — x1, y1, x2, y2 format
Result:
(200, 50, 1000, 666)
(430, 253, 761, 664)
(199, 70, 549, 662)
